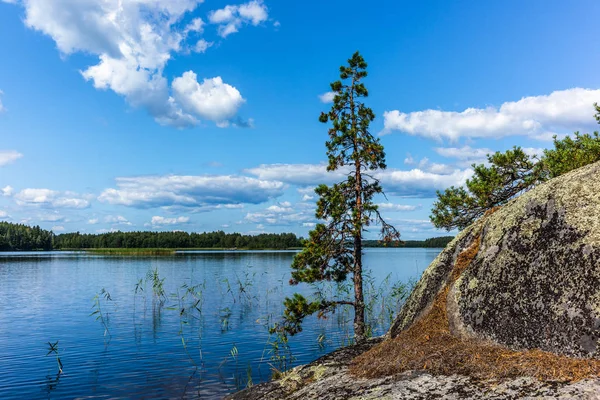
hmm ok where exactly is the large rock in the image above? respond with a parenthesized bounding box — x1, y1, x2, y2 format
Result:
(228, 338, 600, 399)
(390, 160, 600, 358)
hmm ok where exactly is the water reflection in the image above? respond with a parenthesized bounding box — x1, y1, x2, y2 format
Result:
(0, 248, 440, 399)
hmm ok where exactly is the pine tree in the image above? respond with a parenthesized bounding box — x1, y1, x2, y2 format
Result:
(280, 52, 400, 342)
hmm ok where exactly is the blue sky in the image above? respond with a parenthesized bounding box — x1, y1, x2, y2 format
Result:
(1, 0, 599, 239)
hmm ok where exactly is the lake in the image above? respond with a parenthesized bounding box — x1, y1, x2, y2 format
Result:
(0, 248, 441, 399)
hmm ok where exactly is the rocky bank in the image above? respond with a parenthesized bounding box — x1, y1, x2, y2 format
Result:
(229, 161, 600, 399)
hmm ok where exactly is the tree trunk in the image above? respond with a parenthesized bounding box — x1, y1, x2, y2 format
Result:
(350, 74, 365, 342)
(354, 230, 365, 342)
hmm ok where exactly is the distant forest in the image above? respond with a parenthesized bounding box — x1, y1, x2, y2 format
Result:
(363, 236, 454, 248)
(0, 221, 454, 251)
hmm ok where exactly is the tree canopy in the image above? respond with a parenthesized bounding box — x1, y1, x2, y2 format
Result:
(278, 52, 399, 342)
(431, 118, 600, 231)
(0, 222, 54, 251)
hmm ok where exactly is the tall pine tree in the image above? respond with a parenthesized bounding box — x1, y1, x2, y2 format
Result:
(280, 52, 399, 342)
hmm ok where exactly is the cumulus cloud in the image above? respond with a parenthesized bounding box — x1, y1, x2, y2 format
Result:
(435, 145, 546, 168)
(51, 225, 65, 232)
(38, 212, 66, 222)
(150, 216, 190, 226)
(245, 201, 314, 226)
(209, 0, 269, 38)
(245, 163, 347, 186)
(96, 228, 119, 234)
(246, 163, 472, 197)
(185, 17, 205, 35)
(88, 218, 99, 225)
(382, 88, 600, 141)
(377, 203, 420, 212)
(6, 0, 257, 127)
(172, 72, 245, 126)
(297, 188, 317, 203)
(14, 188, 91, 209)
(435, 146, 492, 160)
(104, 215, 132, 225)
(377, 168, 472, 197)
(1, 186, 14, 197)
(0, 150, 23, 167)
(319, 91, 335, 103)
(193, 39, 213, 53)
(98, 174, 285, 208)
(0, 210, 9, 219)
(390, 218, 443, 237)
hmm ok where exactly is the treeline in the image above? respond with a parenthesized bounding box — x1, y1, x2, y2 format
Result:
(54, 231, 303, 250)
(363, 236, 454, 248)
(0, 221, 456, 251)
(0, 222, 54, 251)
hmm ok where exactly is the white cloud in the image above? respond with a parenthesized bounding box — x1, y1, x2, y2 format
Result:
(96, 228, 119, 234)
(216, 204, 245, 209)
(1, 186, 14, 197)
(14, 188, 91, 209)
(39, 212, 65, 222)
(245, 201, 314, 226)
(434, 146, 492, 160)
(194, 39, 213, 53)
(51, 225, 65, 232)
(104, 215, 132, 225)
(13, 191, 87, 210)
(52, 197, 90, 208)
(209, 0, 268, 38)
(377, 203, 420, 212)
(297, 187, 317, 202)
(0, 150, 23, 166)
(377, 168, 472, 197)
(0, 210, 9, 219)
(522, 147, 545, 158)
(435, 145, 546, 168)
(6, 0, 258, 128)
(382, 88, 600, 141)
(245, 163, 347, 186)
(0, 90, 5, 113)
(246, 163, 472, 197)
(99, 174, 285, 208)
(185, 17, 205, 34)
(88, 218, 99, 225)
(319, 91, 335, 103)
(150, 216, 190, 226)
(172, 72, 245, 125)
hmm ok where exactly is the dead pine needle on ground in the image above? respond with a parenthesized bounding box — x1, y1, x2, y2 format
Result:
(350, 225, 600, 383)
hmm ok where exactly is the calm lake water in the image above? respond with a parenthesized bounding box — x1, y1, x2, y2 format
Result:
(0, 248, 440, 399)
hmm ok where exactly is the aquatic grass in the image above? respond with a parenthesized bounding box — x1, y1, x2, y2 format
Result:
(90, 288, 113, 337)
(147, 267, 166, 304)
(234, 265, 258, 303)
(79, 253, 419, 394)
(174, 281, 208, 367)
(267, 330, 295, 376)
(46, 340, 63, 374)
(220, 307, 232, 332)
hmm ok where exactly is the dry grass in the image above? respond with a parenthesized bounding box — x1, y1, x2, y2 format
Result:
(350, 230, 600, 383)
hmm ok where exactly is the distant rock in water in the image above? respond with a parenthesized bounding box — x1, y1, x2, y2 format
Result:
(390, 160, 600, 357)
